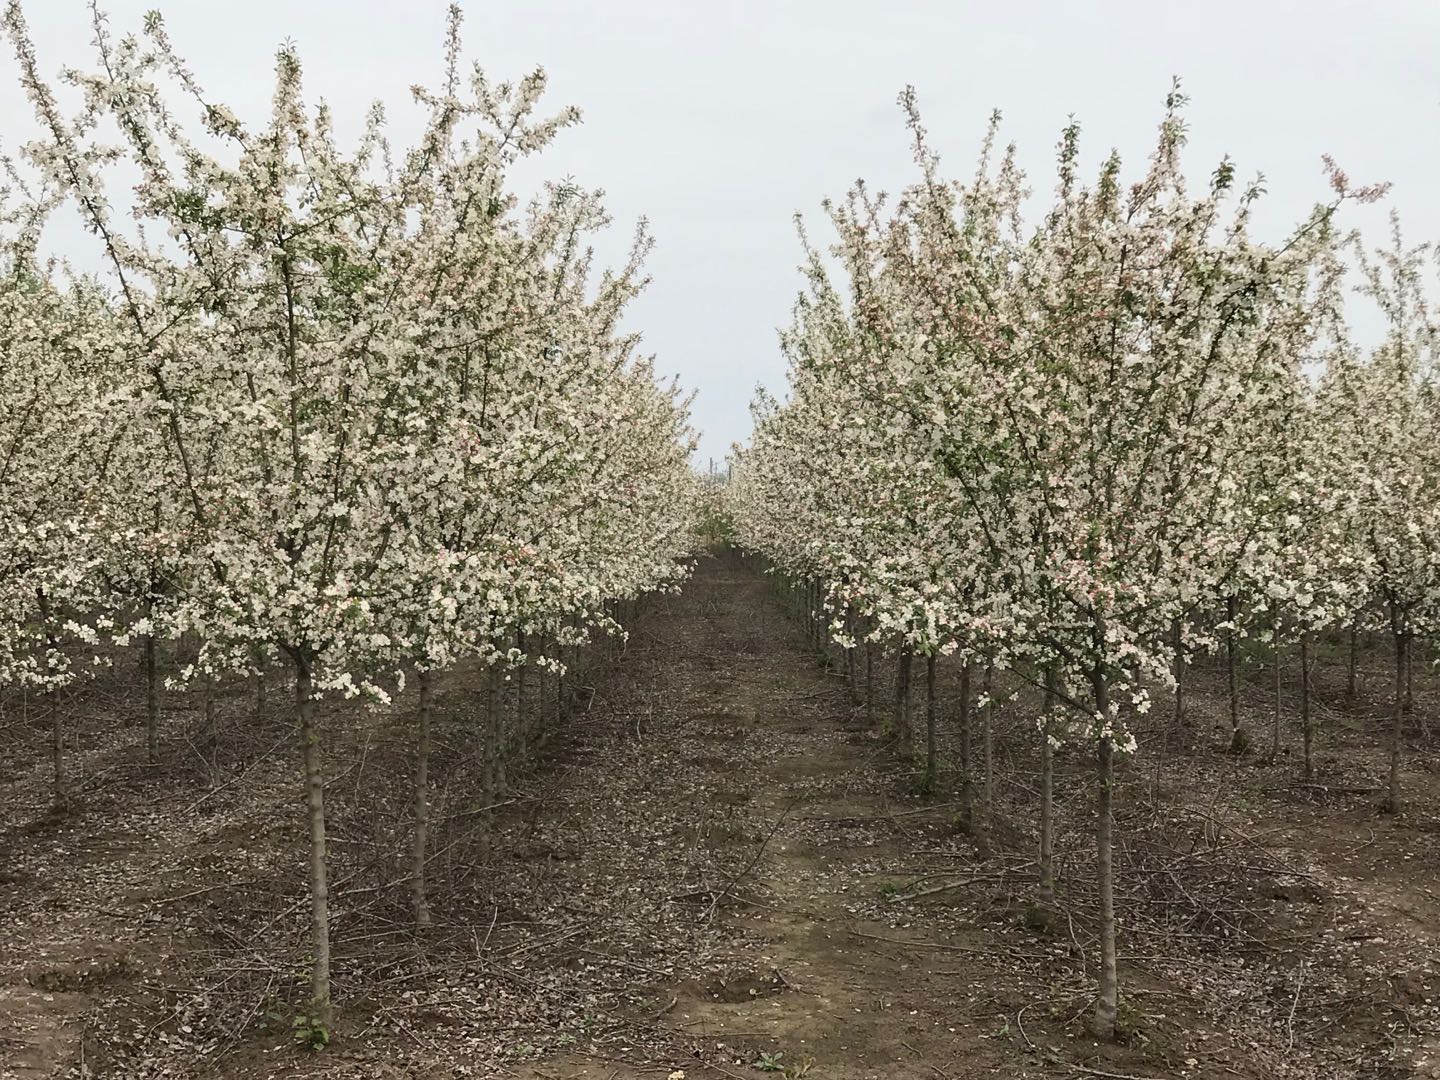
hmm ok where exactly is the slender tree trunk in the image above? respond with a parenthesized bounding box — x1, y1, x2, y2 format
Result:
(202, 674, 217, 776)
(1387, 628, 1407, 814)
(1038, 666, 1057, 906)
(1090, 666, 1118, 1039)
(864, 635, 875, 728)
(1226, 594, 1241, 749)
(533, 637, 547, 746)
(1347, 620, 1359, 700)
(903, 649, 915, 754)
(296, 657, 332, 1028)
(412, 670, 432, 928)
(556, 636, 566, 722)
(1171, 618, 1185, 731)
(893, 647, 913, 757)
(1416, 640, 1431, 739)
(845, 606, 858, 702)
(981, 663, 995, 821)
(816, 582, 826, 651)
(50, 688, 66, 809)
(1300, 634, 1314, 779)
(37, 588, 65, 807)
(494, 666, 510, 795)
(483, 664, 501, 837)
(254, 654, 267, 726)
(1405, 637, 1415, 717)
(922, 653, 937, 795)
(958, 662, 972, 824)
(145, 631, 159, 764)
(516, 631, 529, 763)
(1271, 622, 1282, 761)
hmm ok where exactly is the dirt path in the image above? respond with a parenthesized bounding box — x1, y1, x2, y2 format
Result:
(528, 552, 1024, 1080)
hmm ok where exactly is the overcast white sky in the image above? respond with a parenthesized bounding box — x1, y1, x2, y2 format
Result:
(4, 1, 1438, 465)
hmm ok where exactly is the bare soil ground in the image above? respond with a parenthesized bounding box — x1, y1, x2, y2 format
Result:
(2, 550, 1438, 1079)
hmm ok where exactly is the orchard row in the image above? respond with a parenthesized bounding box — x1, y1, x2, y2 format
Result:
(724, 85, 1437, 1039)
(0, 5, 700, 1028)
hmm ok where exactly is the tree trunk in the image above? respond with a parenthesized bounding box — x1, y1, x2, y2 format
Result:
(893, 647, 913, 757)
(922, 653, 937, 795)
(494, 666, 510, 795)
(145, 631, 159, 764)
(1171, 618, 1185, 730)
(865, 635, 875, 728)
(845, 606, 858, 702)
(1092, 670, 1118, 1039)
(37, 588, 65, 807)
(556, 637, 566, 721)
(1300, 634, 1314, 779)
(981, 663, 995, 820)
(1271, 622, 1282, 761)
(516, 631, 529, 763)
(202, 674, 217, 777)
(50, 689, 66, 809)
(483, 664, 501, 838)
(1038, 666, 1057, 906)
(1405, 637, 1415, 716)
(1387, 628, 1407, 814)
(254, 659, 267, 726)
(412, 670, 432, 928)
(1226, 594, 1242, 749)
(1347, 620, 1359, 700)
(813, 580, 823, 646)
(296, 657, 332, 1028)
(1416, 640, 1431, 739)
(958, 662, 972, 824)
